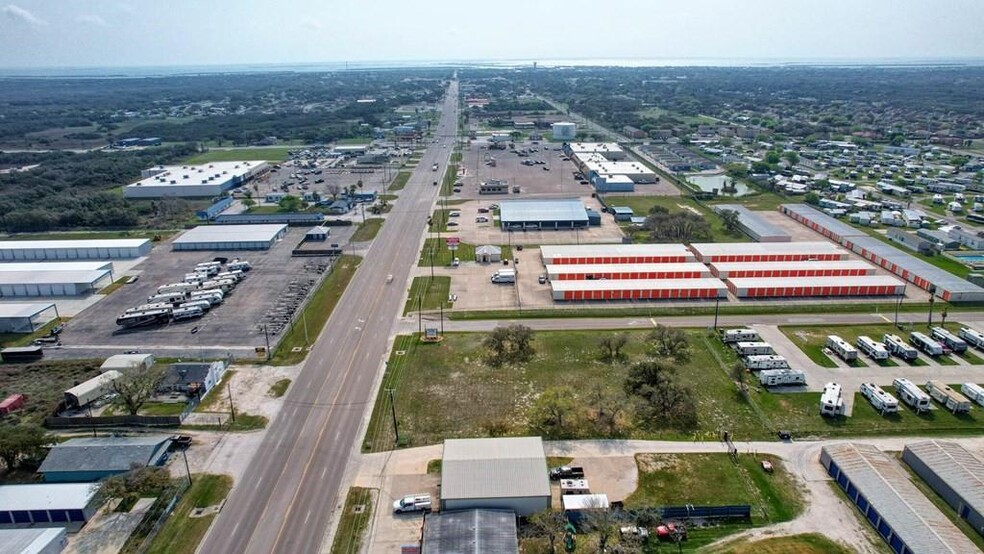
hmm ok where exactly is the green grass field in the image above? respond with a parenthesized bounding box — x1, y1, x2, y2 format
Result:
(416, 238, 509, 266)
(329, 488, 375, 554)
(404, 276, 452, 314)
(268, 379, 291, 398)
(389, 172, 411, 191)
(144, 475, 233, 554)
(0, 359, 102, 425)
(271, 255, 362, 365)
(604, 195, 751, 243)
(712, 533, 855, 554)
(185, 147, 293, 164)
(350, 218, 385, 242)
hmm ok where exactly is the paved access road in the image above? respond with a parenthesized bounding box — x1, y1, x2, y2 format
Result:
(198, 81, 459, 554)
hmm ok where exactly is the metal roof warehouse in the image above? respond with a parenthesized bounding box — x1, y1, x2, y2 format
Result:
(540, 244, 695, 265)
(709, 260, 875, 279)
(551, 278, 728, 301)
(726, 275, 905, 298)
(0, 267, 113, 297)
(422, 510, 518, 554)
(545, 262, 711, 280)
(0, 483, 100, 525)
(498, 199, 589, 230)
(689, 241, 848, 263)
(902, 440, 984, 537)
(172, 224, 288, 251)
(441, 437, 551, 516)
(820, 442, 979, 554)
(0, 302, 59, 333)
(712, 204, 791, 242)
(0, 238, 151, 260)
(123, 161, 268, 198)
(39, 435, 173, 482)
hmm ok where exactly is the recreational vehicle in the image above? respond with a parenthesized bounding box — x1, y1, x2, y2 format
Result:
(930, 327, 968, 353)
(820, 382, 845, 417)
(722, 328, 759, 344)
(744, 355, 789, 370)
(735, 342, 775, 356)
(147, 292, 187, 305)
(859, 382, 899, 414)
(157, 282, 198, 295)
(856, 336, 889, 360)
(909, 332, 944, 356)
(228, 260, 252, 272)
(825, 335, 858, 362)
(957, 327, 984, 350)
(893, 378, 932, 413)
(171, 306, 204, 322)
(883, 334, 918, 360)
(925, 380, 973, 413)
(961, 383, 984, 407)
(116, 308, 171, 329)
(758, 369, 806, 387)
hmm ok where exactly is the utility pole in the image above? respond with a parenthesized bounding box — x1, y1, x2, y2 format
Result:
(895, 283, 906, 329)
(227, 382, 236, 423)
(387, 388, 400, 445)
(713, 296, 721, 330)
(263, 324, 271, 361)
(303, 310, 309, 346)
(181, 448, 193, 485)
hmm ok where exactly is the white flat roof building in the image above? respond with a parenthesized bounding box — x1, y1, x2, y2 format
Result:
(0, 239, 150, 261)
(0, 261, 113, 273)
(0, 267, 113, 297)
(441, 437, 550, 516)
(0, 482, 100, 523)
(124, 161, 267, 198)
(0, 527, 67, 554)
(540, 244, 696, 264)
(577, 153, 656, 182)
(690, 241, 849, 262)
(172, 224, 288, 251)
(0, 302, 59, 333)
(565, 142, 626, 160)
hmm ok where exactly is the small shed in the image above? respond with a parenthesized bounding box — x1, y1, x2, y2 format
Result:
(611, 206, 634, 221)
(305, 226, 330, 242)
(422, 510, 518, 554)
(100, 354, 155, 373)
(39, 435, 172, 482)
(475, 245, 502, 264)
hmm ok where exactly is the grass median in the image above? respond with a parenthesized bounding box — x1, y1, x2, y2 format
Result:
(271, 255, 362, 365)
(351, 218, 384, 242)
(329, 487, 375, 554)
(404, 276, 452, 315)
(389, 171, 411, 191)
(144, 474, 233, 554)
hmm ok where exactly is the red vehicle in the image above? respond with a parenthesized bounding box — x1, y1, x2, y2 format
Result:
(0, 394, 26, 415)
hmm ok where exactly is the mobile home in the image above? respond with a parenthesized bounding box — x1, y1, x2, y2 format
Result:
(820, 382, 845, 417)
(722, 328, 759, 344)
(909, 332, 944, 356)
(856, 336, 889, 360)
(758, 369, 806, 387)
(893, 378, 932, 413)
(744, 355, 790, 370)
(860, 382, 899, 414)
(930, 327, 968, 353)
(157, 282, 198, 295)
(826, 335, 858, 361)
(925, 380, 973, 414)
(883, 334, 918, 360)
(735, 341, 775, 356)
(171, 306, 204, 322)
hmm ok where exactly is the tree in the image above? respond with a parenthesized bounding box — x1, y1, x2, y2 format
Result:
(783, 151, 800, 165)
(579, 498, 621, 553)
(646, 324, 691, 362)
(732, 361, 749, 399)
(644, 206, 711, 243)
(278, 194, 302, 212)
(597, 333, 628, 363)
(625, 360, 698, 429)
(99, 465, 171, 505)
(585, 387, 625, 437)
(804, 191, 821, 206)
(528, 387, 578, 438)
(0, 424, 49, 473)
(326, 184, 342, 200)
(526, 509, 569, 553)
(111, 365, 166, 415)
(242, 198, 256, 208)
(719, 208, 741, 235)
(764, 151, 781, 165)
(483, 324, 535, 366)
(724, 163, 748, 178)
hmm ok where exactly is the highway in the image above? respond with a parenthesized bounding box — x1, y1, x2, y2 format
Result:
(198, 81, 459, 554)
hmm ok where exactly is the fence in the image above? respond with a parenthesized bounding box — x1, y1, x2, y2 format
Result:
(659, 504, 751, 520)
(118, 479, 191, 554)
(45, 414, 181, 429)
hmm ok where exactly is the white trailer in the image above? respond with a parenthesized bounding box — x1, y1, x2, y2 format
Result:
(860, 382, 899, 414)
(909, 332, 944, 356)
(178, 300, 211, 312)
(228, 260, 252, 272)
(930, 327, 968, 353)
(195, 265, 219, 277)
(925, 380, 973, 414)
(216, 270, 244, 282)
(722, 328, 759, 344)
(190, 288, 224, 299)
(125, 302, 173, 314)
(201, 279, 235, 293)
(184, 273, 206, 284)
(744, 355, 789, 370)
(856, 336, 889, 360)
(883, 334, 918, 360)
(147, 292, 187, 304)
(825, 335, 858, 361)
(820, 382, 845, 417)
(957, 327, 984, 350)
(893, 378, 932, 413)
(157, 282, 198, 295)
(758, 369, 806, 387)
(171, 306, 204, 321)
(735, 341, 775, 356)
(961, 383, 984, 407)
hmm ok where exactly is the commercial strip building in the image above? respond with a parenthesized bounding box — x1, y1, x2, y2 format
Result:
(562, 142, 658, 192)
(440, 437, 550, 516)
(0, 302, 59, 333)
(545, 262, 711, 281)
(726, 275, 905, 298)
(709, 260, 876, 279)
(212, 213, 326, 227)
(498, 199, 590, 230)
(123, 161, 268, 198)
(38, 435, 172, 483)
(780, 203, 984, 302)
(901, 441, 984, 536)
(540, 244, 696, 265)
(172, 224, 288, 251)
(0, 483, 100, 526)
(0, 239, 150, 261)
(820, 442, 979, 554)
(690, 241, 848, 263)
(551, 278, 728, 301)
(0, 527, 67, 553)
(711, 204, 791, 242)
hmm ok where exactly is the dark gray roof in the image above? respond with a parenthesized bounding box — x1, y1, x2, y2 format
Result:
(39, 435, 172, 475)
(713, 204, 791, 242)
(422, 510, 518, 554)
(160, 362, 212, 389)
(441, 437, 550, 501)
(779, 203, 868, 239)
(903, 441, 984, 516)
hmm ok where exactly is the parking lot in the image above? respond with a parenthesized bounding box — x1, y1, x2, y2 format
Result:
(55, 228, 336, 358)
(458, 140, 586, 199)
(249, 157, 393, 206)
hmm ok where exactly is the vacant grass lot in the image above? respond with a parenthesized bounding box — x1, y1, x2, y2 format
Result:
(404, 276, 452, 314)
(185, 147, 293, 163)
(329, 487, 374, 554)
(625, 453, 803, 550)
(272, 255, 361, 365)
(145, 475, 232, 554)
(0, 317, 67, 348)
(350, 218, 384, 242)
(604, 195, 751, 244)
(781, 323, 970, 368)
(0, 359, 102, 424)
(712, 533, 855, 554)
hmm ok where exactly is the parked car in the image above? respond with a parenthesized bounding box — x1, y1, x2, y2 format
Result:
(538, 274, 547, 284)
(393, 494, 431, 514)
(478, 207, 490, 213)
(447, 221, 459, 227)
(476, 216, 489, 223)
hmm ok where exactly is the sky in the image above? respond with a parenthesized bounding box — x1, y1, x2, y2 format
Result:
(1, 0, 983, 69)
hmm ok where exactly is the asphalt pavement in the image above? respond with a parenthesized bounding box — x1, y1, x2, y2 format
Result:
(197, 81, 459, 554)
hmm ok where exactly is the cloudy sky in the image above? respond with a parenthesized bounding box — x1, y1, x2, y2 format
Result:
(1, 0, 983, 68)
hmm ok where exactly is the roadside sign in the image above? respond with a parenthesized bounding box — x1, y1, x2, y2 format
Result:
(445, 237, 460, 246)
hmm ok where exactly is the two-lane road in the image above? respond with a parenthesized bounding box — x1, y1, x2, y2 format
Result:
(199, 81, 459, 554)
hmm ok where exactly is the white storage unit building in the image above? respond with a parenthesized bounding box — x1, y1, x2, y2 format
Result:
(172, 224, 288, 251)
(690, 241, 848, 263)
(440, 437, 551, 516)
(545, 262, 711, 281)
(551, 278, 728, 301)
(0, 239, 150, 261)
(0, 483, 100, 526)
(726, 275, 905, 298)
(540, 244, 696, 265)
(0, 268, 113, 297)
(820, 442, 980, 554)
(100, 354, 155, 372)
(0, 528, 68, 554)
(0, 302, 59, 333)
(709, 260, 875, 279)
(64, 370, 122, 408)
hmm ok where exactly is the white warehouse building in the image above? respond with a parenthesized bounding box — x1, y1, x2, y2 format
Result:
(552, 121, 577, 141)
(123, 161, 268, 199)
(172, 224, 288, 251)
(440, 437, 551, 516)
(0, 266, 114, 297)
(0, 239, 150, 261)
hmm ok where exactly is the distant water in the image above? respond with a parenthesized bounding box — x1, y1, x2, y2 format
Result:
(1, 57, 982, 78)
